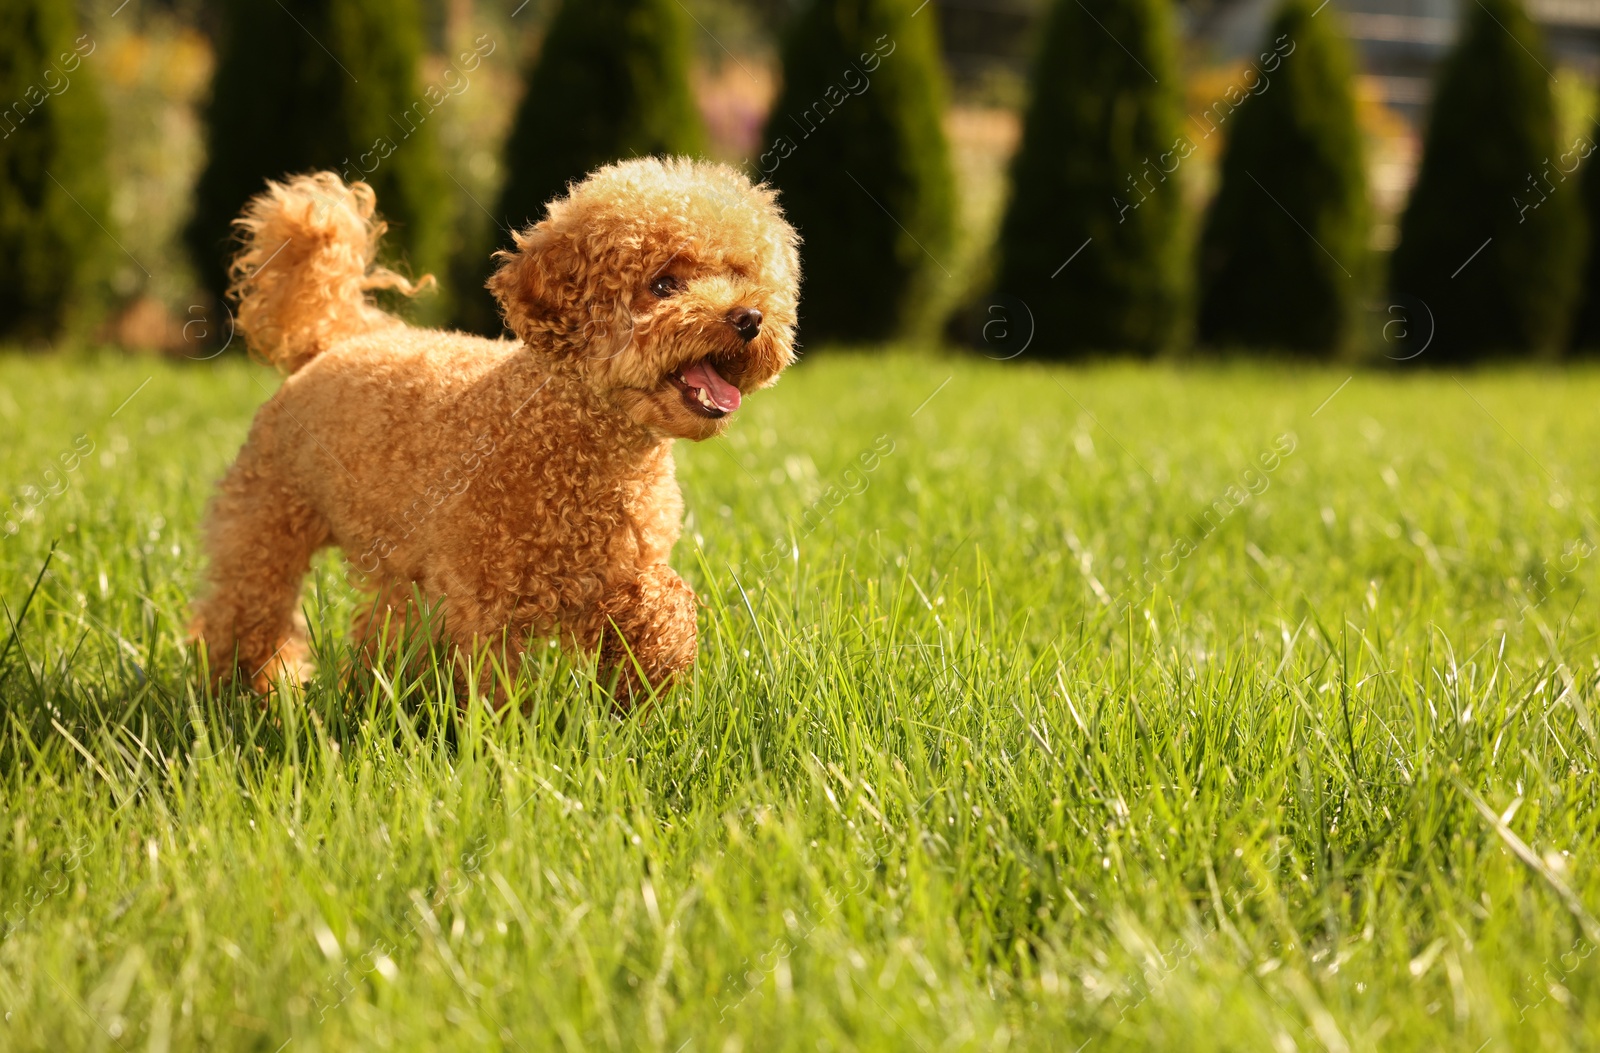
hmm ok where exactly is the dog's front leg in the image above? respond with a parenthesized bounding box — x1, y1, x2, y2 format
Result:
(570, 564, 698, 710)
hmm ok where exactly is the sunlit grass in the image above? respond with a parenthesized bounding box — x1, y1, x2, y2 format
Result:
(2, 348, 1599, 1050)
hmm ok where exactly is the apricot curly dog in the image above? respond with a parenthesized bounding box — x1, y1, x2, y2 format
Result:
(190, 157, 800, 705)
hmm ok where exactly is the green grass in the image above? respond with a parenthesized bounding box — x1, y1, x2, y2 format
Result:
(3, 349, 1600, 1051)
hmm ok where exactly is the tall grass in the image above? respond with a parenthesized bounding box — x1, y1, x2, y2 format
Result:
(2, 350, 1598, 1049)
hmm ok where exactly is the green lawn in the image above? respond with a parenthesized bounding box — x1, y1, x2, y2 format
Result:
(2, 349, 1599, 1051)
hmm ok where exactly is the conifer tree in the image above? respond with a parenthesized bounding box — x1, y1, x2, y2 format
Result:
(187, 0, 452, 321)
(990, 0, 1186, 357)
(0, 0, 109, 343)
(763, 0, 954, 344)
(1566, 117, 1600, 351)
(452, 0, 706, 333)
(496, 0, 704, 231)
(1197, 0, 1367, 354)
(1388, 0, 1578, 360)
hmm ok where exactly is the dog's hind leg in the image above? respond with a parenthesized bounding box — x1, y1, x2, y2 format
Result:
(191, 455, 330, 693)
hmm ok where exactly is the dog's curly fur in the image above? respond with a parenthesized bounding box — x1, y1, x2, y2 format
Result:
(190, 157, 800, 705)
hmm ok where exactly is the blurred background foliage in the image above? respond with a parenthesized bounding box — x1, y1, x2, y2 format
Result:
(988, 0, 1188, 357)
(1197, 0, 1369, 356)
(4, 0, 1600, 360)
(0, 0, 110, 344)
(187, 0, 455, 324)
(452, 0, 708, 333)
(765, 0, 954, 344)
(1387, 0, 1582, 361)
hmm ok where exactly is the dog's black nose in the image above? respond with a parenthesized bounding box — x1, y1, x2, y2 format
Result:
(729, 306, 762, 342)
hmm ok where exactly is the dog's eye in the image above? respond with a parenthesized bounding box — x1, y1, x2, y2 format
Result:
(650, 274, 684, 298)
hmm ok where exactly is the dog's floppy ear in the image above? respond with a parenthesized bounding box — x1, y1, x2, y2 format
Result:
(487, 222, 583, 349)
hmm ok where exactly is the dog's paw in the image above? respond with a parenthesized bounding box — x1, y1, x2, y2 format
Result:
(248, 640, 316, 695)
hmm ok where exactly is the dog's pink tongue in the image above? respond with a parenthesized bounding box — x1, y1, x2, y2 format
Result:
(682, 360, 742, 412)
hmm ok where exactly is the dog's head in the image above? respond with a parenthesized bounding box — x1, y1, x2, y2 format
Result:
(488, 157, 801, 441)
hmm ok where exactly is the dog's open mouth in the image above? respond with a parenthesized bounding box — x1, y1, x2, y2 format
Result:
(670, 358, 742, 419)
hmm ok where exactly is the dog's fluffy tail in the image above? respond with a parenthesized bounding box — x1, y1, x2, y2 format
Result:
(228, 172, 434, 373)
